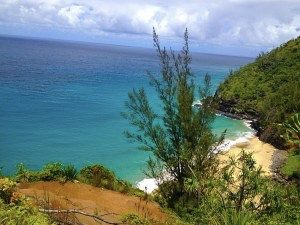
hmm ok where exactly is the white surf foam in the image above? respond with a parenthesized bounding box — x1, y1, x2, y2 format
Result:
(136, 178, 158, 193)
(136, 172, 173, 193)
(216, 128, 255, 152)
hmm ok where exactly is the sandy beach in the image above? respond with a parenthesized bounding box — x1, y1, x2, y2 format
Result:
(137, 136, 287, 193)
(220, 137, 286, 176)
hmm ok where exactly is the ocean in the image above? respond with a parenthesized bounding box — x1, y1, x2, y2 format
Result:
(0, 36, 253, 183)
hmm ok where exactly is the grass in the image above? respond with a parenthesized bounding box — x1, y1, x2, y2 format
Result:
(281, 150, 300, 176)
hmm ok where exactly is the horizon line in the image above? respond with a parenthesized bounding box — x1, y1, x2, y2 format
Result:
(0, 33, 255, 59)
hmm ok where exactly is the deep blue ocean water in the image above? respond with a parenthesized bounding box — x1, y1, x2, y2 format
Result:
(0, 36, 253, 182)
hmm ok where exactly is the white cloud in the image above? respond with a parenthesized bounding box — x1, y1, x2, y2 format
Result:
(0, 0, 299, 48)
(58, 5, 87, 26)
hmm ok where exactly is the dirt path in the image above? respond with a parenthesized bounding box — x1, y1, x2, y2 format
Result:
(19, 181, 169, 224)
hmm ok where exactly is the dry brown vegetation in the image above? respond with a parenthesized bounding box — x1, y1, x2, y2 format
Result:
(18, 181, 170, 225)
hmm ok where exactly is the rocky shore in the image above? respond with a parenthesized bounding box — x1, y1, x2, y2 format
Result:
(216, 99, 260, 128)
(216, 98, 286, 149)
(216, 99, 289, 183)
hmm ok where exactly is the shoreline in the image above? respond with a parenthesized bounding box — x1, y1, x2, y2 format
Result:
(136, 123, 285, 193)
(219, 136, 286, 176)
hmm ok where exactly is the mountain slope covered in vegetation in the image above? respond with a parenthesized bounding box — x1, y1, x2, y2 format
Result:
(215, 36, 300, 148)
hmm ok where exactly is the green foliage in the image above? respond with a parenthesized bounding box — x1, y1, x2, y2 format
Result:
(121, 213, 150, 225)
(220, 150, 267, 212)
(0, 177, 54, 224)
(13, 162, 142, 196)
(62, 164, 77, 181)
(15, 162, 78, 183)
(216, 37, 300, 148)
(78, 164, 143, 195)
(0, 178, 17, 204)
(16, 163, 38, 182)
(38, 163, 64, 181)
(159, 150, 300, 225)
(281, 150, 300, 176)
(256, 182, 300, 225)
(124, 29, 223, 206)
(121, 213, 189, 225)
(281, 113, 300, 148)
(211, 209, 254, 225)
(78, 164, 116, 189)
(0, 199, 54, 225)
(280, 113, 300, 178)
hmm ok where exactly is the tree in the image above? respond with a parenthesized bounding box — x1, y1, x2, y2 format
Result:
(123, 28, 224, 202)
(220, 150, 266, 212)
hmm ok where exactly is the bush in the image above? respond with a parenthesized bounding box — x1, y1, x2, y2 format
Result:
(0, 199, 54, 225)
(0, 178, 17, 204)
(39, 163, 64, 181)
(14, 162, 142, 195)
(78, 164, 117, 189)
(15, 163, 38, 182)
(62, 164, 77, 181)
(212, 209, 254, 225)
(121, 213, 150, 225)
(15, 163, 79, 183)
(78, 164, 143, 196)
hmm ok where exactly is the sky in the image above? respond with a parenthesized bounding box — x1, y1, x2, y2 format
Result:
(0, 0, 299, 57)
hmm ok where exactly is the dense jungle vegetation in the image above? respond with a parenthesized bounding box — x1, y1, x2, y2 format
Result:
(215, 36, 300, 148)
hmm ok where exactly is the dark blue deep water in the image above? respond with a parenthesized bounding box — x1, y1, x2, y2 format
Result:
(0, 36, 253, 182)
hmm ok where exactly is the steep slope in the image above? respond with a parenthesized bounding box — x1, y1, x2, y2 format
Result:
(19, 181, 170, 225)
(215, 36, 300, 148)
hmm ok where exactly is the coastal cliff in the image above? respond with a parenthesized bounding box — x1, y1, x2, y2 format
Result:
(214, 36, 300, 149)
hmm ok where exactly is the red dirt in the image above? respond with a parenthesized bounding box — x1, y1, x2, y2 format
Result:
(18, 181, 169, 224)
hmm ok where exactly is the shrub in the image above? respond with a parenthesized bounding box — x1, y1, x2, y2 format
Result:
(280, 113, 300, 149)
(78, 164, 143, 195)
(0, 178, 17, 204)
(15, 163, 38, 182)
(78, 164, 117, 189)
(15, 163, 78, 183)
(14, 162, 140, 195)
(121, 213, 150, 225)
(212, 209, 254, 225)
(220, 149, 267, 212)
(62, 164, 77, 181)
(0, 199, 54, 225)
(39, 163, 64, 181)
(116, 180, 134, 194)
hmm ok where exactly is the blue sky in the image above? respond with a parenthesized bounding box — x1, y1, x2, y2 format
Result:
(0, 0, 299, 57)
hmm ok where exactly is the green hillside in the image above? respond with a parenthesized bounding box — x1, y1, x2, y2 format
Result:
(215, 36, 300, 148)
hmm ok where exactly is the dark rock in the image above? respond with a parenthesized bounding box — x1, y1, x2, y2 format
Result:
(216, 99, 260, 127)
(215, 98, 286, 149)
(259, 126, 286, 149)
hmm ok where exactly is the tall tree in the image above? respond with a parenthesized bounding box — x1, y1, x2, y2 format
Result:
(123, 28, 224, 200)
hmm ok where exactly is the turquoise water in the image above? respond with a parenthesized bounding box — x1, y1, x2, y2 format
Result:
(0, 36, 253, 182)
